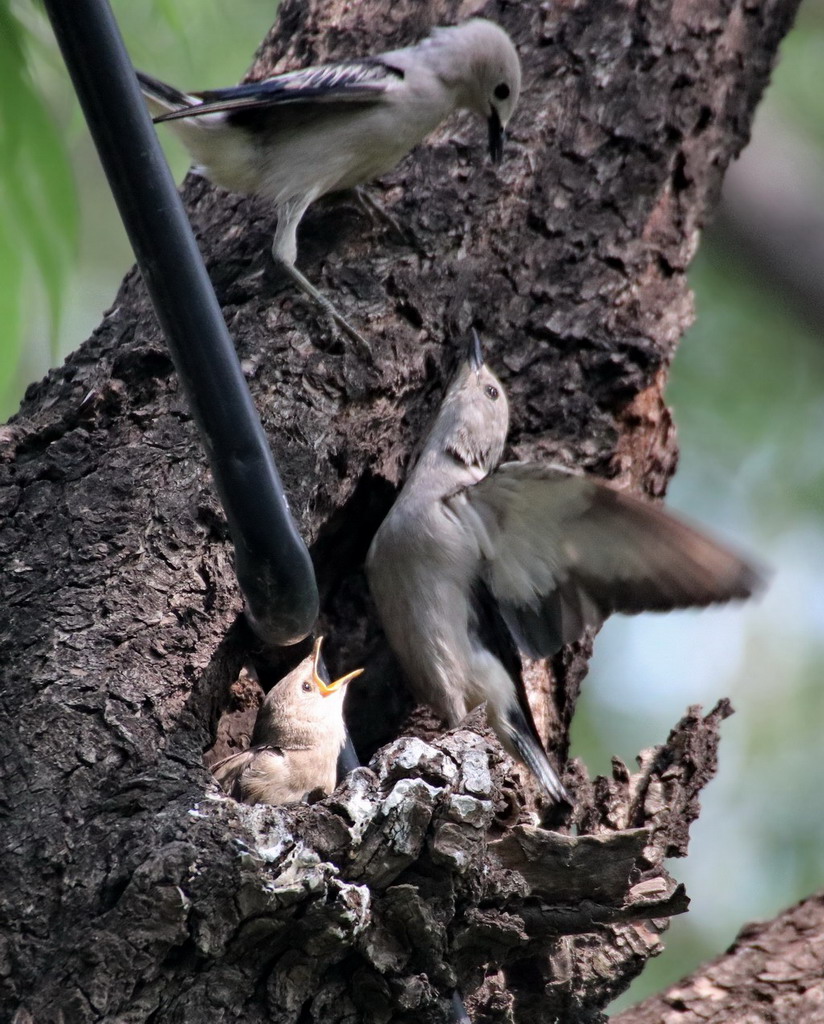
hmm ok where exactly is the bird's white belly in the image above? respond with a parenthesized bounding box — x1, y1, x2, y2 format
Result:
(368, 463, 518, 726)
(183, 119, 264, 196)
(368, 525, 480, 724)
(253, 99, 451, 204)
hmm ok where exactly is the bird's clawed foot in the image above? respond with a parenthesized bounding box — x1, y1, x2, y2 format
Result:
(277, 258, 373, 359)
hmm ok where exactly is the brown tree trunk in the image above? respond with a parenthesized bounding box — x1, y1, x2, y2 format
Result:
(0, 1, 799, 1022)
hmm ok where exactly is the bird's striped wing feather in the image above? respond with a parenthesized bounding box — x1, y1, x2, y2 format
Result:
(211, 745, 286, 802)
(154, 59, 400, 123)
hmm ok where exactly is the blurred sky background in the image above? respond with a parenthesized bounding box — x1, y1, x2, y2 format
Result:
(1, 0, 822, 1012)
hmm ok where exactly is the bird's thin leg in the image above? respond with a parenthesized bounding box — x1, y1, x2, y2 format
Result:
(354, 186, 424, 253)
(272, 196, 372, 357)
(276, 256, 373, 358)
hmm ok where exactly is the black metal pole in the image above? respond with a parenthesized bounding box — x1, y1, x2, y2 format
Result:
(44, 22, 466, 1021)
(43, 0, 318, 646)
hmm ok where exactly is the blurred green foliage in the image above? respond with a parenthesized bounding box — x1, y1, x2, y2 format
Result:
(0, 1, 77, 402)
(1, 0, 822, 1014)
(0, 0, 272, 417)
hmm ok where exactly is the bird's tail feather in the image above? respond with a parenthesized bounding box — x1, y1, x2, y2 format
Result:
(136, 70, 196, 120)
(504, 703, 571, 806)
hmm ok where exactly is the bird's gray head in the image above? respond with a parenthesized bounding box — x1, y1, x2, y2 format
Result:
(431, 19, 521, 163)
(425, 330, 510, 476)
(255, 637, 363, 743)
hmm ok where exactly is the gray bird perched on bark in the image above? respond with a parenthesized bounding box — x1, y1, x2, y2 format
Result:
(366, 333, 764, 805)
(211, 637, 363, 805)
(137, 19, 521, 351)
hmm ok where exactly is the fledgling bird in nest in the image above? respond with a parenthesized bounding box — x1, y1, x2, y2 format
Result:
(212, 637, 362, 805)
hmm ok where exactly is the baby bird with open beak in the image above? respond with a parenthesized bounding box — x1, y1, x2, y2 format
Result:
(212, 637, 362, 805)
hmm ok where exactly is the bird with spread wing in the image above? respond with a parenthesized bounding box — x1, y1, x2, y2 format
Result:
(367, 333, 765, 805)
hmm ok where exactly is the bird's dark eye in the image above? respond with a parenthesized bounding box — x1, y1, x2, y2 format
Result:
(302, 680, 312, 693)
(494, 83, 510, 101)
(485, 384, 499, 400)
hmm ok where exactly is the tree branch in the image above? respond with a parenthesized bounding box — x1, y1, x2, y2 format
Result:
(614, 893, 824, 1024)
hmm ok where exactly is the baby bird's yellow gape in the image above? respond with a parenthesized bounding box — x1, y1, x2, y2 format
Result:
(212, 638, 362, 805)
(138, 19, 521, 350)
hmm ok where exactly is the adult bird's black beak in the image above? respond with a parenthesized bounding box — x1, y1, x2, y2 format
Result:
(487, 107, 504, 163)
(468, 328, 484, 372)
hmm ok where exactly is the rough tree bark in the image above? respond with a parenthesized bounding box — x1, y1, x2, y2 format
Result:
(0, 1, 801, 1022)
